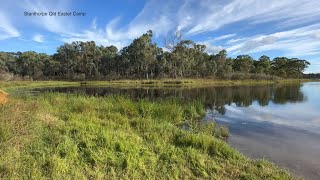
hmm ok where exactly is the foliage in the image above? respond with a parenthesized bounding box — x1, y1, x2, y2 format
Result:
(0, 31, 310, 80)
(304, 73, 320, 79)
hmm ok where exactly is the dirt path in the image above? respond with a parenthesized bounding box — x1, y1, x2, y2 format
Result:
(0, 89, 8, 104)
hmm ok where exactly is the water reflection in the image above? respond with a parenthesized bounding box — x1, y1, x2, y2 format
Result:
(35, 83, 305, 115)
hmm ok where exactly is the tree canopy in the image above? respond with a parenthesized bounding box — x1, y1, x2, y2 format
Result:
(0, 30, 311, 80)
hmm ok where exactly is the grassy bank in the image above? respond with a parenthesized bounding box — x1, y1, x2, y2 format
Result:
(0, 92, 298, 179)
(0, 78, 312, 93)
(0, 81, 79, 92)
(83, 78, 311, 87)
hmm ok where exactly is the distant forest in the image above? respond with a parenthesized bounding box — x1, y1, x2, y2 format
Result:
(0, 30, 312, 81)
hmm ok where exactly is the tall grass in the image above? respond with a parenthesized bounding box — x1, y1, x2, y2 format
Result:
(1, 78, 310, 91)
(0, 93, 297, 179)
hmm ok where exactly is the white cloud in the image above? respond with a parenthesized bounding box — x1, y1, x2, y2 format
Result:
(240, 36, 278, 52)
(18, 0, 129, 49)
(203, 43, 224, 54)
(33, 34, 44, 42)
(226, 38, 247, 44)
(186, 0, 320, 35)
(197, 34, 236, 54)
(312, 32, 320, 39)
(223, 24, 320, 57)
(213, 34, 237, 41)
(0, 12, 20, 40)
(60, 18, 129, 50)
(22, 0, 73, 34)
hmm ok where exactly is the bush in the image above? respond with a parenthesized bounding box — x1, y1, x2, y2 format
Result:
(231, 72, 250, 80)
(69, 73, 86, 81)
(0, 71, 13, 81)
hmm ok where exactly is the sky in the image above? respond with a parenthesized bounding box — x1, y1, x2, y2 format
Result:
(0, 0, 319, 73)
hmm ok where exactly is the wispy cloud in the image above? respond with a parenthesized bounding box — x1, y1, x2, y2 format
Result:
(186, 0, 320, 35)
(224, 24, 320, 57)
(203, 43, 224, 54)
(33, 34, 44, 42)
(213, 34, 237, 41)
(0, 12, 20, 40)
(239, 36, 278, 52)
(197, 34, 236, 54)
(22, 0, 73, 34)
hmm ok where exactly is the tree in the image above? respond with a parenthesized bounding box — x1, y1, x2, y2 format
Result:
(255, 55, 271, 74)
(286, 58, 310, 78)
(271, 57, 288, 77)
(120, 30, 159, 79)
(99, 45, 118, 76)
(164, 30, 182, 52)
(15, 51, 44, 78)
(233, 55, 254, 73)
(212, 50, 233, 77)
(0, 31, 311, 80)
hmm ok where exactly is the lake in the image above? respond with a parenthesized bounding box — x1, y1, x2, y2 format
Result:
(34, 82, 320, 179)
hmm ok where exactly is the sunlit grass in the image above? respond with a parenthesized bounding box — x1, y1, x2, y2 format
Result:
(0, 79, 311, 93)
(0, 93, 298, 179)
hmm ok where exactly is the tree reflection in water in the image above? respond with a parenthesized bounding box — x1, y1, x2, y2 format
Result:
(35, 83, 305, 115)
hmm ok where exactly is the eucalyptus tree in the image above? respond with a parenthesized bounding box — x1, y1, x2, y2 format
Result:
(0, 53, 10, 72)
(254, 55, 271, 74)
(120, 30, 159, 79)
(99, 45, 118, 76)
(78, 41, 102, 78)
(233, 55, 255, 73)
(0, 31, 312, 80)
(271, 57, 289, 77)
(212, 50, 233, 77)
(285, 58, 310, 78)
(55, 42, 79, 77)
(15, 51, 44, 78)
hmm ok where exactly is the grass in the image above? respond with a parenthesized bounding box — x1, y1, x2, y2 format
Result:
(80, 78, 311, 87)
(0, 81, 79, 92)
(0, 78, 313, 89)
(0, 91, 298, 179)
(0, 78, 312, 93)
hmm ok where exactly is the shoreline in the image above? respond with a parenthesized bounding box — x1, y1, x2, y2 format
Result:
(0, 79, 314, 92)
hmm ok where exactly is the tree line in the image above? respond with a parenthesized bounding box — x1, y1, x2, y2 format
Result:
(303, 73, 320, 79)
(0, 30, 311, 81)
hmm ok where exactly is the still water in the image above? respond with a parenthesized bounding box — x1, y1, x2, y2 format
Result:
(35, 82, 320, 179)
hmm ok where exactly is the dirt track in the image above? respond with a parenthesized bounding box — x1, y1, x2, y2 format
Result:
(0, 89, 8, 104)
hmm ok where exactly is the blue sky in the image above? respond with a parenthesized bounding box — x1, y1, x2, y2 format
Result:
(0, 0, 319, 73)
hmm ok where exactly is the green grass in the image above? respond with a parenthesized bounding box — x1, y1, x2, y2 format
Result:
(0, 81, 79, 92)
(0, 78, 312, 93)
(0, 79, 314, 90)
(79, 78, 311, 87)
(0, 92, 298, 179)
